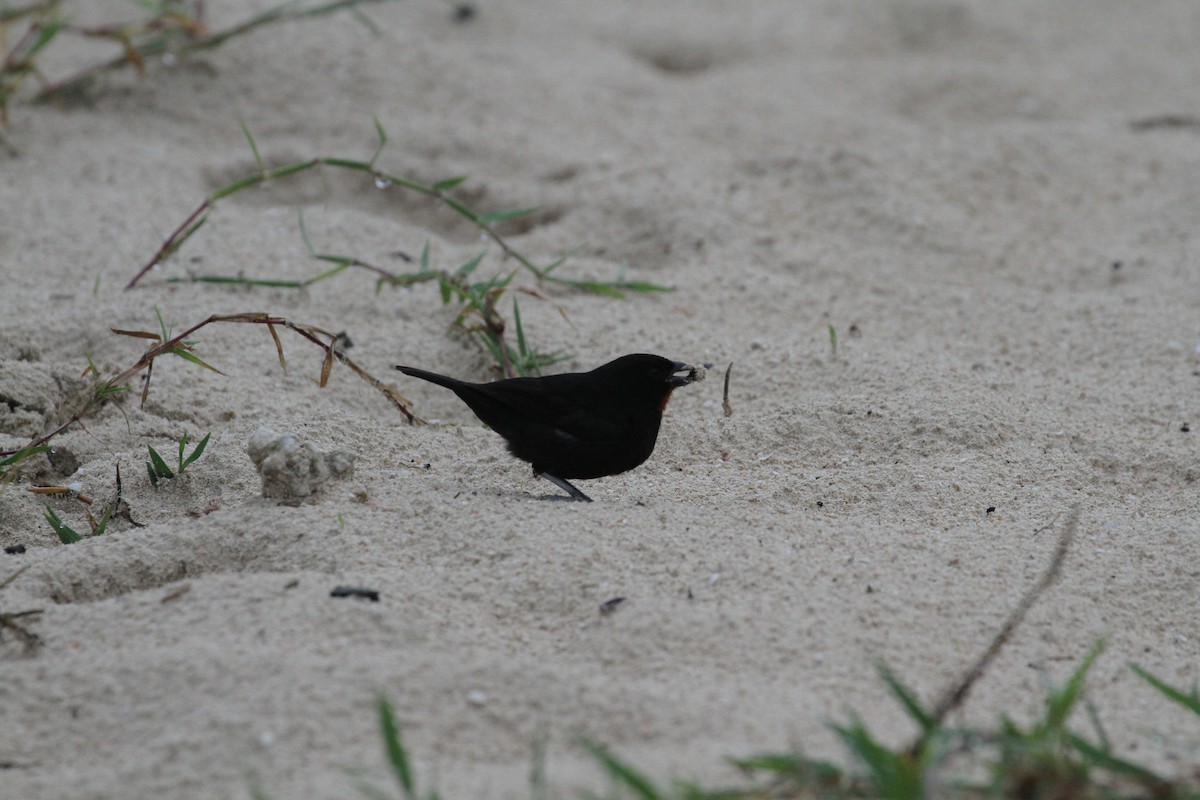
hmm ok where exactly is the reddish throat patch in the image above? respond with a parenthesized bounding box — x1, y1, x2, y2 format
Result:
(659, 388, 674, 413)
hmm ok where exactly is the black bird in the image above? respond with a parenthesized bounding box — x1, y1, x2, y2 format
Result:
(395, 354, 703, 501)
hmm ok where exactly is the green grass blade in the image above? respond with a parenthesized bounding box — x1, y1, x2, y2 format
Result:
(877, 662, 937, 735)
(579, 740, 663, 800)
(830, 718, 921, 800)
(513, 297, 529, 359)
(94, 503, 113, 537)
(305, 261, 352, 285)
(210, 173, 267, 200)
(551, 278, 626, 298)
(154, 306, 171, 341)
(320, 156, 373, 171)
(1066, 732, 1167, 786)
(297, 0, 388, 22)
(543, 275, 675, 297)
(95, 380, 132, 399)
(1131, 664, 1200, 716)
(147, 445, 175, 479)
(265, 160, 318, 181)
(530, 734, 548, 800)
(349, 5, 383, 35)
(378, 271, 438, 289)
(455, 252, 487, 278)
(241, 120, 266, 172)
(540, 251, 572, 276)
(478, 206, 538, 225)
(167, 274, 306, 288)
(377, 695, 416, 800)
(168, 345, 222, 374)
(25, 19, 65, 59)
(432, 175, 468, 192)
(163, 214, 209, 258)
(730, 752, 845, 791)
(44, 505, 82, 544)
(0, 445, 50, 469)
(1045, 640, 1105, 731)
(1083, 698, 1112, 753)
(181, 432, 211, 471)
(477, 330, 506, 368)
(298, 209, 318, 256)
(438, 196, 479, 223)
(610, 280, 675, 293)
(369, 116, 388, 167)
(365, 170, 430, 194)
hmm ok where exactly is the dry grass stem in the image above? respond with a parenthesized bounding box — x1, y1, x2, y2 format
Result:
(0, 312, 420, 468)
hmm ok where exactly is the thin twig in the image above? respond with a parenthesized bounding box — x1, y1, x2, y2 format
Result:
(722, 363, 734, 417)
(0, 567, 42, 651)
(0, 609, 43, 650)
(127, 199, 211, 289)
(0, 566, 28, 592)
(922, 505, 1080, 739)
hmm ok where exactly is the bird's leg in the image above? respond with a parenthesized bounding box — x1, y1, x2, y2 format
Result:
(536, 472, 593, 502)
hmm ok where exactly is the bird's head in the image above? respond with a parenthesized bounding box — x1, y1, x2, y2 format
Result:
(597, 354, 704, 410)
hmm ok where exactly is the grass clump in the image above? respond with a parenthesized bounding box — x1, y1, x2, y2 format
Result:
(146, 431, 210, 488)
(128, 121, 669, 377)
(0, 444, 49, 482)
(350, 656, 1200, 800)
(0, 310, 419, 480)
(30, 464, 126, 543)
(0, 0, 396, 123)
(42, 499, 109, 543)
(723, 645, 1200, 800)
(127, 121, 670, 298)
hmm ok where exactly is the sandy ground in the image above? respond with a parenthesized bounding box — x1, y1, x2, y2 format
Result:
(2, 1, 1199, 797)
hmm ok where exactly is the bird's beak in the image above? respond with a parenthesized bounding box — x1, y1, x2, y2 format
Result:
(668, 361, 705, 388)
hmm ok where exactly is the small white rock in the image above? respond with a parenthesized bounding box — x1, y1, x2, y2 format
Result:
(247, 427, 356, 499)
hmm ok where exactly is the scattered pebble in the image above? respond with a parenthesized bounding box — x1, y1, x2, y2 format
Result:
(330, 586, 379, 602)
(160, 583, 192, 603)
(599, 597, 626, 615)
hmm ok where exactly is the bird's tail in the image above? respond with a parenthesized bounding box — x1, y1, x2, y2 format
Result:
(395, 365, 469, 392)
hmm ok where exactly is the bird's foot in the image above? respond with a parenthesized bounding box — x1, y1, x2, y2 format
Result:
(536, 472, 593, 502)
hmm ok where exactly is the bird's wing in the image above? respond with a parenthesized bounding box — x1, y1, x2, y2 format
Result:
(471, 376, 625, 443)
(543, 406, 626, 444)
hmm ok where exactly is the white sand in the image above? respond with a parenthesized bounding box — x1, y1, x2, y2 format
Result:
(2, 1, 1198, 797)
